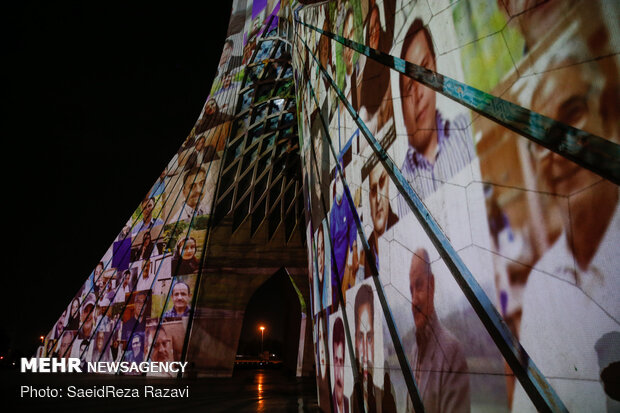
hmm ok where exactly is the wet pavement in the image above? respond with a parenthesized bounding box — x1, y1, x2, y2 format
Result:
(3, 368, 321, 412)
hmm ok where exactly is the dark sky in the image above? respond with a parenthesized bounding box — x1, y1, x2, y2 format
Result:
(237, 271, 298, 356)
(4, 1, 233, 356)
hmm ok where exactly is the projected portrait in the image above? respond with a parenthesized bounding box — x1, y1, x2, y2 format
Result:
(310, 108, 330, 228)
(330, 163, 359, 307)
(317, 17, 332, 107)
(340, 7, 361, 111)
(313, 219, 331, 313)
(125, 332, 144, 363)
(395, 19, 474, 211)
(350, 283, 380, 413)
(91, 331, 113, 362)
(358, 0, 396, 139)
(109, 337, 124, 363)
(134, 258, 155, 292)
(195, 97, 236, 134)
(114, 269, 133, 303)
(133, 197, 164, 234)
(78, 293, 96, 340)
(331, 315, 348, 413)
(95, 297, 113, 333)
(163, 281, 192, 319)
(148, 327, 176, 378)
(405, 249, 469, 412)
(174, 160, 220, 221)
(362, 162, 398, 278)
(134, 230, 155, 262)
(178, 167, 209, 220)
(172, 237, 200, 275)
(315, 310, 332, 411)
(58, 330, 75, 359)
(185, 133, 221, 171)
(160, 321, 186, 362)
(508, 26, 620, 413)
(217, 39, 242, 78)
(121, 291, 149, 341)
(212, 72, 243, 116)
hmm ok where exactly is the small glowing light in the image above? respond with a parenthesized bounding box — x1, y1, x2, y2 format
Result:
(259, 326, 265, 331)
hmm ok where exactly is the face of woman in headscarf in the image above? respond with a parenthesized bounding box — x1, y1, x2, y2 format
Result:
(181, 239, 197, 260)
(71, 299, 80, 316)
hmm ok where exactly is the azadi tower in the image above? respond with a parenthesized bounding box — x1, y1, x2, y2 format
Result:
(42, 1, 619, 412)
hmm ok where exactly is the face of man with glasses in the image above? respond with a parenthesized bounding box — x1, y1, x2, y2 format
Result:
(529, 62, 614, 196)
(131, 335, 142, 357)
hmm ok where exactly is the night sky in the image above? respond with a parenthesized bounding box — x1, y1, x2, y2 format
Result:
(237, 270, 299, 357)
(4, 1, 234, 357)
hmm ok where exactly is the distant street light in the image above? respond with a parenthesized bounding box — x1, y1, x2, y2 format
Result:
(39, 335, 44, 343)
(259, 326, 265, 354)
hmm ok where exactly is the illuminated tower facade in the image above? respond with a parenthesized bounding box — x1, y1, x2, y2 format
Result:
(44, 1, 619, 412)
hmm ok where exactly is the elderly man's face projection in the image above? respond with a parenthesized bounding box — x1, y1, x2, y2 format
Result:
(355, 291, 374, 402)
(172, 283, 190, 313)
(409, 253, 434, 332)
